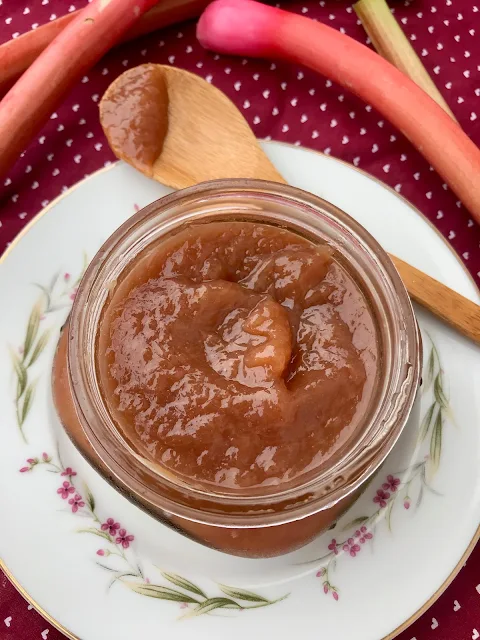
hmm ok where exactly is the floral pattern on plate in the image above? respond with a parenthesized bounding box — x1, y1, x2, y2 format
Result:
(12, 252, 452, 614)
(19, 449, 288, 618)
(306, 338, 452, 600)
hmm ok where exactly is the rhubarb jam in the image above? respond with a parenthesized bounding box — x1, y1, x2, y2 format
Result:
(96, 222, 378, 490)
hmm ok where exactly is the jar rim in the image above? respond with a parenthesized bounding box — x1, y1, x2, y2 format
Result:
(68, 179, 421, 527)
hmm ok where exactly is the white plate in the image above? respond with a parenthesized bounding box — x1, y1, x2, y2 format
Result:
(1, 142, 479, 640)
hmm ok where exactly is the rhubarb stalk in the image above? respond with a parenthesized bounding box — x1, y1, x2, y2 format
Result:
(197, 0, 480, 224)
(0, 0, 210, 97)
(354, 0, 456, 121)
(0, 0, 159, 177)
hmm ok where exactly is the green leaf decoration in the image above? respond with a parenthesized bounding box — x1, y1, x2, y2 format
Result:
(419, 402, 436, 442)
(181, 597, 241, 618)
(433, 372, 449, 409)
(218, 585, 270, 603)
(27, 328, 52, 366)
(386, 499, 394, 532)
(424, 347, 436, 391)
(430, 409, 443, 471)
(420, 342, 451, 479)
(96, 562, 120, 573)
(77, 527, 111, 541)
(298, 551, 332, 566)
(84, 485, 95, 513)
(21, 382, 36, 425)
(125, 582, 200, 604)
(420, 465, 442, 496)
(415, 484, 424, 509)
(107, 572, 139, 591)
(10, 348, 27, 399)
(160, 572, 207, 598)
(23, 301, 42, 360)
(48, 271, 60, 295)
(32, 283, 52, 311)
(341, 515, 369, 531)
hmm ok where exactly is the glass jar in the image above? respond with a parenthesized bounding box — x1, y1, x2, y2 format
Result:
(53, 179, 421, 558)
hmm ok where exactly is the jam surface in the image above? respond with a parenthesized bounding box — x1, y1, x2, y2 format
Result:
(97, 222, 378, 489)
(100, 64, 168, 177)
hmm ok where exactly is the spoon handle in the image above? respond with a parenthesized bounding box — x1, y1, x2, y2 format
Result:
(389, 256, 480, 345)
(256, 163, 480, 344)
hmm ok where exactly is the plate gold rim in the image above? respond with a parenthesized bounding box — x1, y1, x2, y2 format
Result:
(1, 146, 479, 640)
(0, 559, 78, 640)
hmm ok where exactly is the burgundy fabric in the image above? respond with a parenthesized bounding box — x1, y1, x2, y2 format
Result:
(0, 1, 479, 638)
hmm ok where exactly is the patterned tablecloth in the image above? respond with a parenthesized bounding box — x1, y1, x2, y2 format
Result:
(0, 0, 479, 638)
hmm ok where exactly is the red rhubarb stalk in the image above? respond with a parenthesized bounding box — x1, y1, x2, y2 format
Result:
(0, 0, 210, 97)
(197, 0, 480, 225)
(0, 14, 72, 98)
(0, 0, 160, 177)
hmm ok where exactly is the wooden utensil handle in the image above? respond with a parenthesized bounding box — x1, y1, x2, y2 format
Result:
(390, 256, 480, 344)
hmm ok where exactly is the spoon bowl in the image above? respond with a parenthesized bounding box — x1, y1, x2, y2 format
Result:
(100, 63, 284, 187)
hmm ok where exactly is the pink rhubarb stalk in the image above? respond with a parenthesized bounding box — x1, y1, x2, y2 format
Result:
(0, 0, 159, 177)
(0, 0, 210, 98)
(197, 0, 480, 225)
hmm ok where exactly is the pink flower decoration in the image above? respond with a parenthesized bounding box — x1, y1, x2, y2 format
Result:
(27, 458, 37, 464)
(327, 538, 339, 555)
(180, 602, 189, 609)
(19, 466, 30, 473)
(134, 203, 140, 212)
(64, 272, 71, 281)
(332, 590, 339, 601)
(101, 518, 121, 536)
(116, 528, 134, 549)
(61, 467, 77, 477)
(343, 538, 361, 557)
(357, 525, 373, 544)
(57, 481, 75, 499)
(96, 549, 105, 556)
(404, 499, 411, 510)
(42, 452, 50, 461)
(316, 568, 326, 577)
(69, 288, 78, 301)
(382, 474, 400, 493)
(68, 493, 85, 513)
(323, 583, 329, 594)
(373, 488, 390, 508)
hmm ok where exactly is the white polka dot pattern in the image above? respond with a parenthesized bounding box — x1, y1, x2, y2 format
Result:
(0, 0, 479, 636)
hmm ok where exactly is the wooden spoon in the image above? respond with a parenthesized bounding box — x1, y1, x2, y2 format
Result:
(100, 63, 480, 345)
